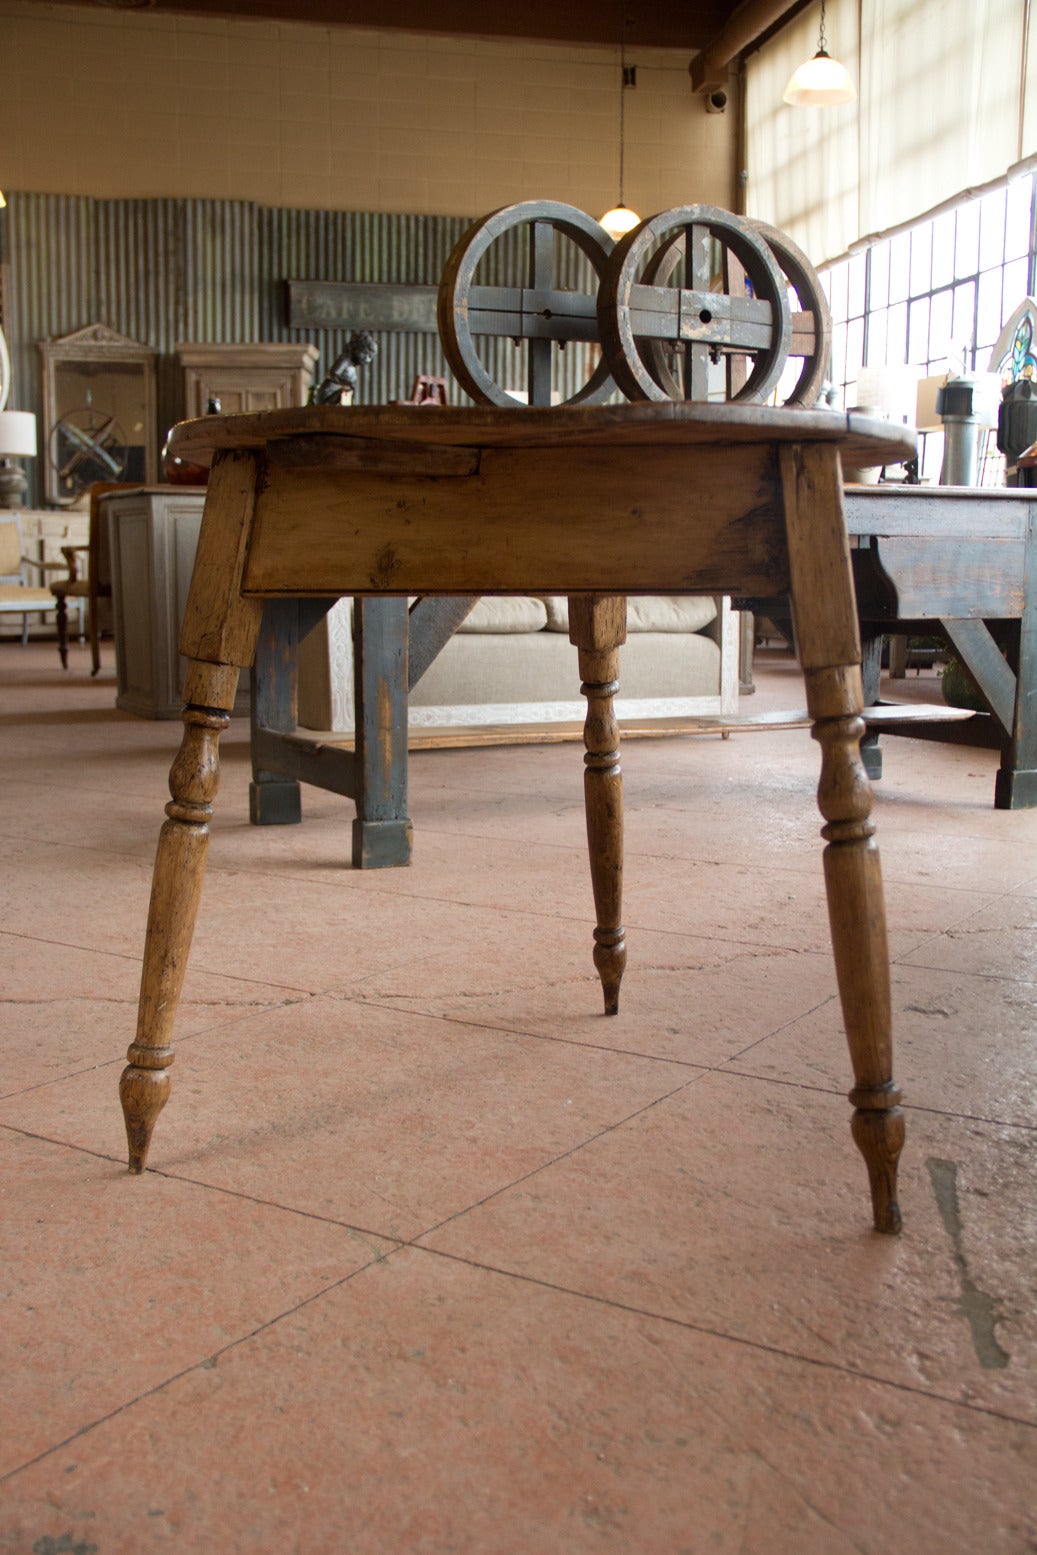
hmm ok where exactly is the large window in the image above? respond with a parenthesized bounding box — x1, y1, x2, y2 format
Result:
(821, 175, 1037, 479)
(745, 0, 1035, 265)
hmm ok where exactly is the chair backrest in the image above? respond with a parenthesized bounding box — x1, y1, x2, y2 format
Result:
(0, 518, 24, 582)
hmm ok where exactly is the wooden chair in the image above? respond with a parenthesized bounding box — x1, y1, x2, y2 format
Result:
(49, 481, 126, 674)
(0, 514, 60, 642)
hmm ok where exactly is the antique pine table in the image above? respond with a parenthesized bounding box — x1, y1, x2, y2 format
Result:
(119, 401, 915, 1233)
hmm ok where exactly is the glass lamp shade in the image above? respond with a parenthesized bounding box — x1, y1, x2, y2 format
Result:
(600, 204, 640, 240)
(783, 50, 857, 106)
(0, 410, 37, 457)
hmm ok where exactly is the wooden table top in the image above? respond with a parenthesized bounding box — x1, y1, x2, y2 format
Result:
(167, 401, 917, 471)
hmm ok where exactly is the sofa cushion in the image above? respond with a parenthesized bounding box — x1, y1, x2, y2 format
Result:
(409, 625, 722, 712)
(627, 596, 718, 632)
(539, 595, 717, 633)
(539, 596, 571, 631)
(456, 596, 549, 634)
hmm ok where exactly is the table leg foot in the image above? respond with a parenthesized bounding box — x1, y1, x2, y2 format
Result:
(249, 777, 302, 825)
(123, 665, 239, 1173)
(352, 816, 414, 869)
(593, 929, 626, 1016)
(851, 1094, 905, 1234)
(120, 1060, 171, 1174)
(994, 766, 1037, 808)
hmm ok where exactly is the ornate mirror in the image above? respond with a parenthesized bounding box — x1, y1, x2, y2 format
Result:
(39, 324, 157, 507)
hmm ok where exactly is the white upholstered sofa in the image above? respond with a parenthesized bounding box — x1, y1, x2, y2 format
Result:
(297, 593, 739, 734)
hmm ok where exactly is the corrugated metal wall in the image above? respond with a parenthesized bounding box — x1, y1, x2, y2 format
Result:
(2, 193, 603, 505)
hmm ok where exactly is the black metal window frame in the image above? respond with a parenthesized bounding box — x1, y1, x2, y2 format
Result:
(821, 175, 1037, 480)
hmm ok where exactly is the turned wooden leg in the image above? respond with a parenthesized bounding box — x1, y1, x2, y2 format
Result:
(781, 445, 903, 1233)
(808, 665, 904, 1233)
(55, 594, 69, 669)
(120, 661, 241, 1172)
(121, 447, 265, 1171)
(569, 595, 627, 1015)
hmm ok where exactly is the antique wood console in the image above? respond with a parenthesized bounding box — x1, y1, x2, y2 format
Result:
(847, 484, 1037, 809)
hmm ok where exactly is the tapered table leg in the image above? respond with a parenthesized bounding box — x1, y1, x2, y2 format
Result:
(569, 595, 627, 1015)
(781, 445, 904, 1233)
(120, 661, 242, 1172)
(121, 448, 265, 1173)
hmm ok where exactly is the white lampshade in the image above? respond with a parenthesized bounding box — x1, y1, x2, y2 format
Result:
(783, 50, 857, 107)
(0, 410, 37, 458)
(600, 204, 640, 241)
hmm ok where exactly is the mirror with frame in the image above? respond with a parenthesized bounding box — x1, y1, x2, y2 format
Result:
(39, 324, 157, 507)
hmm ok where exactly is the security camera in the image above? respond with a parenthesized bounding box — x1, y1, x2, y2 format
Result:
(705, 89, 728, 114)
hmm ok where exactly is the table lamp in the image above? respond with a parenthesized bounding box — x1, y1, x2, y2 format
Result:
(0, 410, 37, 507)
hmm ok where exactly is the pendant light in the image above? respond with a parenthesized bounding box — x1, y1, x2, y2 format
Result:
(783, 0, 857, 107)
(600, 13, 640, 241)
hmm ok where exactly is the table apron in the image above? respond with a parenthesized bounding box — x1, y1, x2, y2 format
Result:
(852, 535, 1026, 620)
(241, 442, 793, 599)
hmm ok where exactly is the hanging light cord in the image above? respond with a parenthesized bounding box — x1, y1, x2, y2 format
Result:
(818, 0, 830, 57)
(618, 16, 629, 205)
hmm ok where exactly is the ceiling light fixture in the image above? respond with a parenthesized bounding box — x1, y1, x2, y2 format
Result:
(783, 0, 857, 108)
(600, 14, 640, 241)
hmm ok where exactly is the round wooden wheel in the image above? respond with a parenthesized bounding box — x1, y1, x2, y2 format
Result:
(597, 205, 792, 404)
(437, 201, 616, 408)
(750, 219, 832, 406)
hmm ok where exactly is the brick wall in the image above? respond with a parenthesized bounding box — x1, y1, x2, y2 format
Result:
(0, 0, 738, 217)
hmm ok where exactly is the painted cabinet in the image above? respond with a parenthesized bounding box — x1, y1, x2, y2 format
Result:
(175, 343, 319, 419)
(104, 487, 249, 719)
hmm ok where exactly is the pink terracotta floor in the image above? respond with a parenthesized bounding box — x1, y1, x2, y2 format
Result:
(1, 639, 1035, 1553)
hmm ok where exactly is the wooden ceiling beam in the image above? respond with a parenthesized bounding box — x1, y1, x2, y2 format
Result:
(689, 0, 803, 90)
(25, 0, 750, 52)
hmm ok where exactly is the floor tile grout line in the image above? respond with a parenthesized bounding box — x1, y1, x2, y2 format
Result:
(0, 1239, 409, 1490)
(4, 851, 1029, 965)
(6, 813, 1017, 905)
(0, 998, 317, 1103)
(0, 926, 322, 996)
(2, 1074, 718, 1276)
(0, 1068, 707, 1235)
(405, 1242, 1037, 1433)
(4, 1219, 1033, 1493)
(396, 1079, 709, 1246)
(345, 985, 845, 1077)
(320, 991, 1037, 1134)
(709, 1069, 1037, 1133)
(9, 915, 1037, 1001)
(0, 1124, 418, 1244)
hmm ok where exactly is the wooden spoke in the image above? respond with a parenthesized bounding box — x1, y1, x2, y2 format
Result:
(598, 205, 792, 404)
(750, 220, 833, 407)
(437, 200, 616, 407)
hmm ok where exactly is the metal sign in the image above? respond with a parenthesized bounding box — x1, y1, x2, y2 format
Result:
(285, 280, 438, 333)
